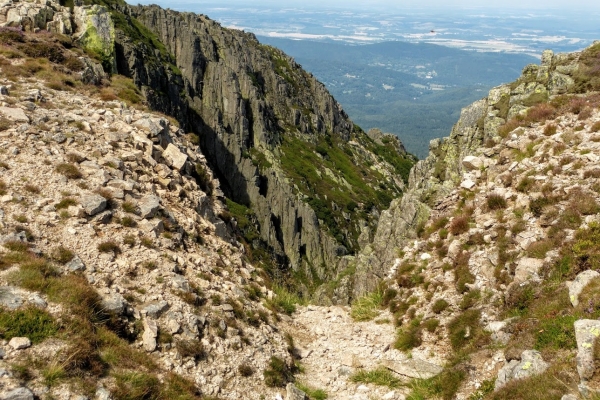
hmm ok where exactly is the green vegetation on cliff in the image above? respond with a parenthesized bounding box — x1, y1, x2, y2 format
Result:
(280, 131, 413, 252)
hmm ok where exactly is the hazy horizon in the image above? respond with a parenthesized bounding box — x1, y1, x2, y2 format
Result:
(134, 0, 600, 12)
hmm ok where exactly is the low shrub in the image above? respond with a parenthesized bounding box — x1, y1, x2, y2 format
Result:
(422, 318, 440, 333)
(447, 309, 484, 350)
(51, 246, 74, 264)
(527, 239, 553, 259)
(55, 197, 77, 209)
(263, 356, 295, 387)
(97, 241, 120, 254)
(431, 299, 449, 314)
(55, 163, 82, 179)
(394, 318, 422, 351)
(238, 363, 254, 377)
(175, 340, 205, 361)
(543, 124, 557, 136)
(121, 201, 137, 214)
(449, 215, 469, 235)
(459, 289, 481, 310)
(266, 285, 303, 315)
(487, 194, 507, 210)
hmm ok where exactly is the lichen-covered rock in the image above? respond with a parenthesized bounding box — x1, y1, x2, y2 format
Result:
(568, 270, 600, 307)
(73, 5, 115, 72)
(495, 350, 548, 390)
(574, 319, 600, 382)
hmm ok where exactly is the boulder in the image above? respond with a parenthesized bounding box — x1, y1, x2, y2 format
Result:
(101, 293, 126, 315)
(568, 270, 600, 307)
(80, 193, 107, 216)
(574, 319, 600, 381)
(495, 350, 548, 390)
(162, 143, 188, 171)
(8, 337, 31, 350)
(143, 301, 169, 318)
(142, 319, 158, 352)
(66, 255, 86, 272)
(462, 155, 484, 171)
(0, 106, 29, 123)
(285, 383, 307, 400)
(513, 258, 544, 284)
(0, 387, 34, 400)
(382, 358, 443, 379)
(139, 195, 161, 219)
(0, 286, 24, 310)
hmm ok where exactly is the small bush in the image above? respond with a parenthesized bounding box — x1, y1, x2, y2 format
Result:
(447, 309, 484, 350)
(55, 197, 77, 210)
(527, 239, 553, 259)
(592, 121, 600, 132)
(459, 289, 481, 310)
(141, 237, 154, 248)
(24, 184, 40, 194)
(454, 251, 474, 293)
(123, 235, 136, 247)
(395, 318, 422, 351)
(3, 240, 29, 252)
(422, 318, 440, 333)
(543, 124, 557, 136)
(55, 163, 82, 179)
(571, 191, 600, 215)
(583, 169, 600, 179)
(121, 201, 137, 214)
(449, 216, 469, 235)
(238, 363, 254, 377)
(267, 285, 303, 316)
(51, 246, 74, 264)
(97, 241, 120, 254)
(487, 194, 507, 210)
(526, 103, 555, 123)
(515, 177, 535, 193)
(263, 356, 295, 387)
(13, 214, 27, 223)
(66, 152, 85, 163)
(175, 340, 205, 361)
(0, 179, 6, 195)
(120, 216, 137, 228)
(350, 367, 400, 388)
(432, 299, 449, 314)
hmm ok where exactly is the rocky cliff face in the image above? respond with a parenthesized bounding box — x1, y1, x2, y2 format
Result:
(352, 46, 594, 298)
(97, 2, 414, 293)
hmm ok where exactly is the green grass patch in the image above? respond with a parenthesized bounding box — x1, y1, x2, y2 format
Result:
(265, 285, 304, 315)
(295, 382, 328, 400)
(350, 367, 401, 388)
(350, 289, 383, 321)
(0, 306, 57, 343)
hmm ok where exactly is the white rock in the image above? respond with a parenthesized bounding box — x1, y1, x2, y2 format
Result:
(163, 143, 188, 171)
(460, 179, 476, 190)
(462, 155, 484, 171)
(142, 319, 158, 352)
(513, 257, 544, 284)
(0, 106, 29, 122)
(8, 337, 31, 350)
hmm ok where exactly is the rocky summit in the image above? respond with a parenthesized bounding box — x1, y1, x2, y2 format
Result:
(1, 0, 600, 399)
